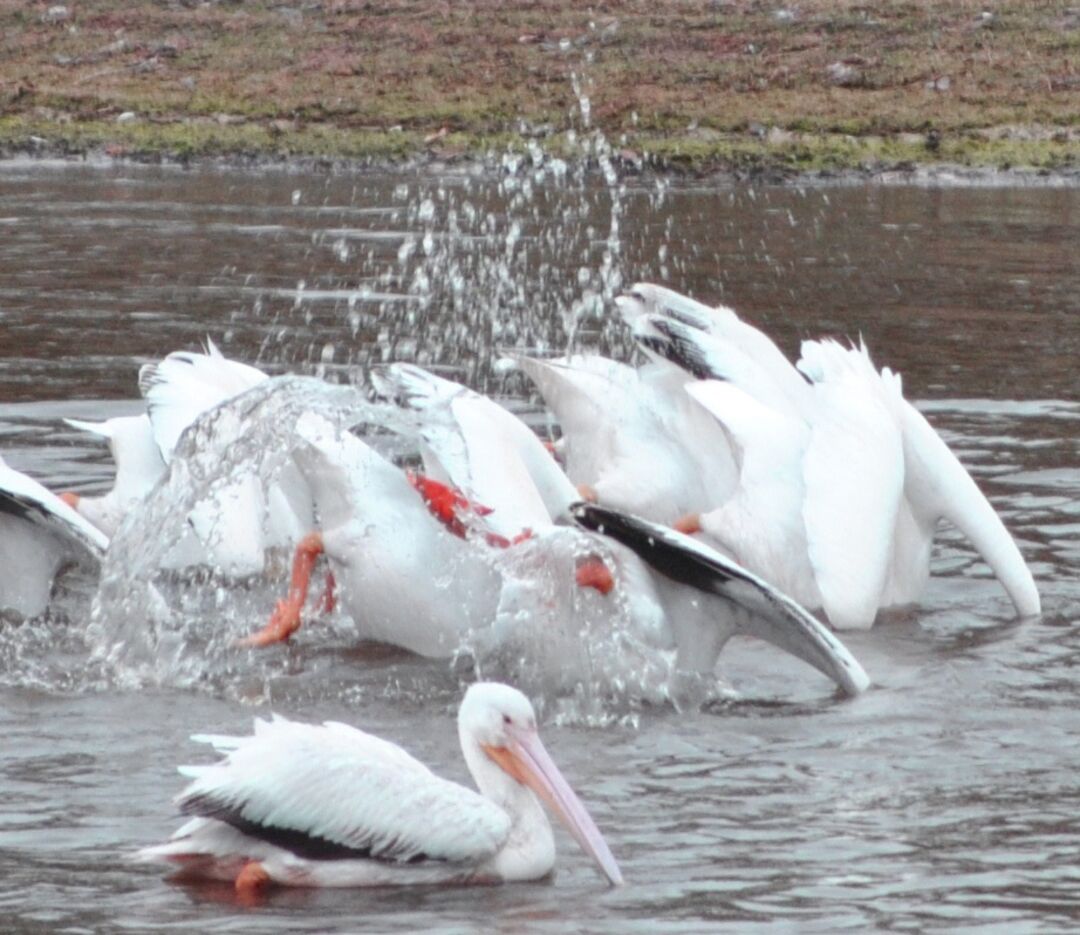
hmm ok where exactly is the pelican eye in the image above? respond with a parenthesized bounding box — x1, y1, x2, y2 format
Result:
(502, 714, 512, 725)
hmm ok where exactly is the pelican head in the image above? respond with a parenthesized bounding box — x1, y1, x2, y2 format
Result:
(458, 682, 623, 886)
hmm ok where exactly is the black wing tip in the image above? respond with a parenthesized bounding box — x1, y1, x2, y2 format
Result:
(179, 793, 436, 864)
(568, 499, 598, 526)
(572, 501, 738, 589)
(633, 316, 721, 382)
(569, 500, 628, 535)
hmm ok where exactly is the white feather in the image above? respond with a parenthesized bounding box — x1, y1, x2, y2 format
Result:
(519, 355, 737, 523)
(139, 349, 268, 463)
(797, 341, 906, 629)
(64, 414, 165, 536)
(377, 364, 578, 531)
(177, 715, 511, 864)
(0, 455, 108, 617)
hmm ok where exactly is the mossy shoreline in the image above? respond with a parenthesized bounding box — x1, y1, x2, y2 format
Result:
(3, 1, 1078, 179)
(3, 118, 1077, 183)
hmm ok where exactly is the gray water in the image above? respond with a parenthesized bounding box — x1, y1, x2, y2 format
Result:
(0, 160, 1078, 933)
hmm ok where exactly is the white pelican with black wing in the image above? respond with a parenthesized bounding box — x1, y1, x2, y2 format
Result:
(137, 682, 623, 893)
(0, 455, 108, 619)
(570, 501, 871, 697)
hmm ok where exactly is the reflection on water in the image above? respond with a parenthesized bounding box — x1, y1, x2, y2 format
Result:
(0, 162, 1077, 932)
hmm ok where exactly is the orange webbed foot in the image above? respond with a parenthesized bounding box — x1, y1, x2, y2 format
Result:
(58, 491, 80, 510)
(236, 531, 324, 649)
(236, 597, 303, 648)
(235, 860, 271, 905)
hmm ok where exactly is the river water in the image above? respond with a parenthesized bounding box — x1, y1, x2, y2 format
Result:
(0, 160, 1077, 933)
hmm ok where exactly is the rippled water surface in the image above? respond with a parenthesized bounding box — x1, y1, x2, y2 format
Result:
(0, 160, 1077, 933)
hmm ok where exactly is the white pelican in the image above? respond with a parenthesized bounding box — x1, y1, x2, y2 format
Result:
(0, 455, 108, 618)
(524, 282, 1040, 629)
(64, 341, 312, 574)
(237, 411, 503, 653)
(627, 284, 1040, 627)
(235, 405, 624, 675)
(136, 682, 623, 893)
(60, 414, 164, 536)
(245, 370, 868, 697)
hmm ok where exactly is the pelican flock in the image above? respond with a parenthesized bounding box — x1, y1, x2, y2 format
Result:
(0, 282, 1042, 894)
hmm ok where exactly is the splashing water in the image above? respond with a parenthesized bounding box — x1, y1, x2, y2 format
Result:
(252, 27, 659, 395)
(80, 376, 692, 717)
(88, 377, 374, 694)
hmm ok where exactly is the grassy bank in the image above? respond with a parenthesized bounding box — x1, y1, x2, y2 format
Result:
(2, 0, 1078, 173)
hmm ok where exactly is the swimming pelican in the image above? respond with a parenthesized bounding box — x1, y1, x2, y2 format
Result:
(0, 454, 108, 618)
(136, 682, 623, 892)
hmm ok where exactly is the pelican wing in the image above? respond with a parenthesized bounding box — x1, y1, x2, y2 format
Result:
(616, 281, 739, 332)
(896, 393, 1041, 617)
(684, 378, 805, 478)
(177, 716, 511, 864)
(137, 346, 303, 572)
(520, 355, 738, 522)
(0, 456, 109, 554)
(516, 354, 633, 488)
(376, 363, 578, 530)
(796, 341, 906, 630)
(571, 502, 870, 696)
(620, 283, 810, 415)
(65, 414, 165, 503)
(138, 341, 267, 462)
(632, 313, 806, 420)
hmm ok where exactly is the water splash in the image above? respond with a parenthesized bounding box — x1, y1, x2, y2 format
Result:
(238, 20, 669, 394)
(88, 376, 374, 693)
(76, 376, 686, 717)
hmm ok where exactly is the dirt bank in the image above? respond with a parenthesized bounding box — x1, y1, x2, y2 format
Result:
(2, 1, 1078, 174)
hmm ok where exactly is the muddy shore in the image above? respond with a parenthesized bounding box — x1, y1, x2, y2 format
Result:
(2, 1, 1078, 176)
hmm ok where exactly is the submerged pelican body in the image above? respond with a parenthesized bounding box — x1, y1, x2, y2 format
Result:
(521, 282, 1041, 630)
(240, 369, 869, 699)
(137, 682, 622, 892)
(64, 341, 313, 575)
(0, 455, 108, 619)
